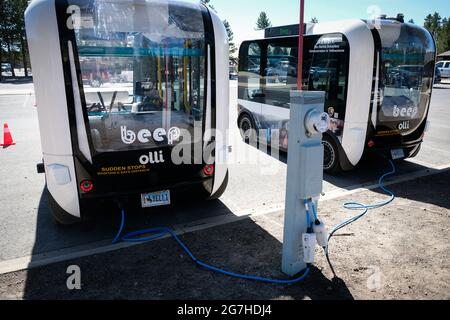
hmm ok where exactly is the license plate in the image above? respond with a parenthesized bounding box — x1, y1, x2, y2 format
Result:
(391, 148, 405, 160)
(141, 190, 171, 208)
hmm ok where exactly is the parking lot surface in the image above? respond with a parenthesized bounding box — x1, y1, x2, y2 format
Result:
(0, 81, 449, 299)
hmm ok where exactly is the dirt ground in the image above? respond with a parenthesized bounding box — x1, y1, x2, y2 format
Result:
(0, 171, 449, 300)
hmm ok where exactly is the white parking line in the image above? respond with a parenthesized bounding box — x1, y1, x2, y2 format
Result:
(421, 144, 450, 156)
(0, 162, 449, 275)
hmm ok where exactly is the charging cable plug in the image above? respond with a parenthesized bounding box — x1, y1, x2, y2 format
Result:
(313, 220, 328, 249)
(304, 200, 311, 213)
(302, 233, 316, 264)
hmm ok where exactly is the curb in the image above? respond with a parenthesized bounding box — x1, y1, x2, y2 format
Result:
(0, 91, 34, 96)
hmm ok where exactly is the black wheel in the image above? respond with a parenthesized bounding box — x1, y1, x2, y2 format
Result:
(47, 190, 81, 225)
(238, 114, 256, 142)
(210, 171, 229, 200)
(322, 135, 342, 174)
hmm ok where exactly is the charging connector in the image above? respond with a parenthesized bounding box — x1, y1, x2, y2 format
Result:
(302, 233, 316, 264)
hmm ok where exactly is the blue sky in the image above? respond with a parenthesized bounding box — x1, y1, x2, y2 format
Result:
(186, 0, 450, 46)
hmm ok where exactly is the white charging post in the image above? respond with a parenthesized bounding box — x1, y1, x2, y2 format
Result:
(282, 91, 329, 276)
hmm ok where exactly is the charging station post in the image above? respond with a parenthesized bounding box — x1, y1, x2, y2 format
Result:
(282, 91, 328, 277)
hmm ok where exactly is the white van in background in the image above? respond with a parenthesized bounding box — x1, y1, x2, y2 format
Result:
(436, 61, 450, 78)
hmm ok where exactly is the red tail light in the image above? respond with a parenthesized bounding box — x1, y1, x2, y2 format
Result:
(80, 180, 94, 193)
(368, 140, 375, 148)
(203, 164, 215, 176)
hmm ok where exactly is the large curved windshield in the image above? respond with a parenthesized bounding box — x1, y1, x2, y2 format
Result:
(69, 0, 206, 153)
(378, 22, 435, 130)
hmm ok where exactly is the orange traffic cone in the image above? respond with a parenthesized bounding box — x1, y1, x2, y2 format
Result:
(1, 123, 16, 147)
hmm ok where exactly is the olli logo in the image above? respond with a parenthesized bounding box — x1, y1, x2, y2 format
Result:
(398, 121, 410, 131)
(139, 150, 165, 165)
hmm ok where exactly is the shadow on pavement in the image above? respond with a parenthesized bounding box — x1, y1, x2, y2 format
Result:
(26, 187, 240, 259)
(22, 205, 354, 299)
(252, 142, 437, 190)
(371, 169, 450, 210)
(19, 144, 444, 299)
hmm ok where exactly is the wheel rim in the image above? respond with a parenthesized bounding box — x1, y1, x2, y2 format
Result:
(239, 117, 253, 140)
(323, 140, 336, 170)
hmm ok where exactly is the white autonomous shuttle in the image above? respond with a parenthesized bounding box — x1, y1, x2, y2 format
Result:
(238, 17, 436, 173)
(25, 0, 229, 224)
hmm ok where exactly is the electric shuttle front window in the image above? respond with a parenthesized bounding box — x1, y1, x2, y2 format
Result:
(70, 0, 206, 154)
(378, 23, 435, 129)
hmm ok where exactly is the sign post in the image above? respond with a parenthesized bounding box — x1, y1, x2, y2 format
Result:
(297, 0, 305, 90)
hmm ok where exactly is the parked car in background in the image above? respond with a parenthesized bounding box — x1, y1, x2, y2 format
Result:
(434, 66, 442, 84)
(436, 61, 450, 78)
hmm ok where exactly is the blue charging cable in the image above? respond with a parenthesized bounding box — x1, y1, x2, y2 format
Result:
(325, 159, 396, 276)
(329, 159, 396, 240)
(112, 210, 310, 284)
(112, 160, 395, 282)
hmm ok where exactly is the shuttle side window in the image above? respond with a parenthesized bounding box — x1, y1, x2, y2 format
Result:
(238, 42, 263, 102)
(265, 43, 298, 85)
(263, 43, 298, 108)
(305, 34, 349, 122)
(242, 42, 262, 74)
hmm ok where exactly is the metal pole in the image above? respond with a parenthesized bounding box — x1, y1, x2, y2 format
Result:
(282, 91, 327, 276)
(297, 0, 305, 90)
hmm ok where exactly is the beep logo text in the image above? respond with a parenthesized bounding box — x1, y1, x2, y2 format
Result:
(121, 126, 181, 146)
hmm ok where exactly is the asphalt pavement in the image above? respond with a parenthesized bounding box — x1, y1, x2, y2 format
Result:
(0, 80, 449, 274)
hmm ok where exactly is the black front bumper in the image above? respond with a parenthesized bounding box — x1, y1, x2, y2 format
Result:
(78, 177, 213, 219)
(365, 139, 422, 161)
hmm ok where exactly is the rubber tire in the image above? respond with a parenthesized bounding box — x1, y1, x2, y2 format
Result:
(238, 114, 257, 143)
(322, 135, 342, 174)
(210, 171, 229, 200)
(47, 190, 81, 225)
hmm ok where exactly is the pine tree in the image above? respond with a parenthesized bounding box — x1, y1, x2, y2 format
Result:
(200, 0, 216, 12)
(423, 12, 450, 54)
(439, 18, 450, 53)
(0, 0, 31, 79)
(223, 20, 237, 63)
(424, 12, 442, 40)
(12, 0, 29, 77)
(0, 0, 16, 77)
(310, 17, 319, 23)
(255, 12, 272, 30)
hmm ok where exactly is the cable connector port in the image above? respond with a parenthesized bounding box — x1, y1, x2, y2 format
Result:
(302, 233, 316, 264)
